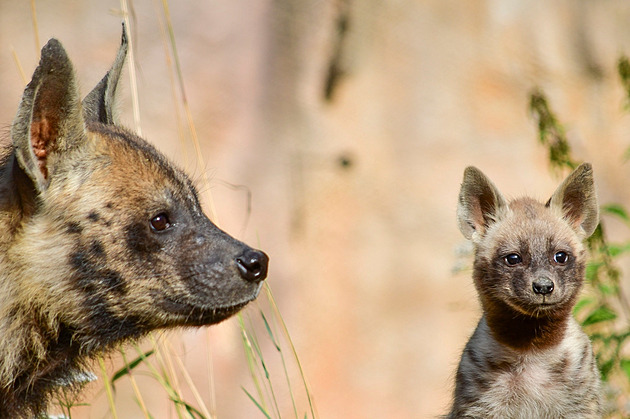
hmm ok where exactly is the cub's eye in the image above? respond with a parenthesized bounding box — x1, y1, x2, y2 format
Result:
(504, 253, 522, 266)
(150, 213, 171, 232)
(554, 251, 569, 264)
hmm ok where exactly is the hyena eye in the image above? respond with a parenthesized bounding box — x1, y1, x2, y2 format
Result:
(150, 212, 171, 232)
(504, 253, 522, 266)
(554, 251, 569, 264)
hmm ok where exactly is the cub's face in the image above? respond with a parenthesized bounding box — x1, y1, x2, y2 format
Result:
(473, 198, 585, 317)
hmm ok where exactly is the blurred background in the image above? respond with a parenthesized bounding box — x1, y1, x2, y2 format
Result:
(1, 1, 630, 418)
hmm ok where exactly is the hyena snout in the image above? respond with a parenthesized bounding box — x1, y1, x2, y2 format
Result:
(532, 277, 554, 296)
(236, 248, 269, 283)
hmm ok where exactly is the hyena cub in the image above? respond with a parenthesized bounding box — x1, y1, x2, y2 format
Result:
(0, 27, 268, 417)
(448, 164, 601, 418)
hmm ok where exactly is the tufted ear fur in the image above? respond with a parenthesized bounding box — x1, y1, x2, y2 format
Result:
(546, 163, 599, 238)
(457, 166, 507, 241)
(82, 23, 128, 125)
(11, 38, 86, 193)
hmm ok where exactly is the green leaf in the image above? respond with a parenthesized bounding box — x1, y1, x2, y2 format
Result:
(605, 242, 630, 257)
(597, 283, 617, 295)
(573, 297, 593, 316)
(582, 306, 617, 327)
(621, 359, 630, 381)
(585, 262, 602, 282)
(618, 55, 630, 109)
(601, 203, 630, 223)
(598, 358, 615, 381)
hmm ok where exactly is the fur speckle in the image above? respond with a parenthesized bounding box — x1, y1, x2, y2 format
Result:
(65, 221, 82, 234)
(87, 211, 100, 222)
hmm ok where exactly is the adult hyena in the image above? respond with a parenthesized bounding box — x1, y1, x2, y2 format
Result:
(0, 26, 268, 417)
(448, 164, 601, 418)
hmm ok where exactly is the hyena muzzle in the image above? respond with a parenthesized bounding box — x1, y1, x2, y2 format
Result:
(0, 25, 268, 417)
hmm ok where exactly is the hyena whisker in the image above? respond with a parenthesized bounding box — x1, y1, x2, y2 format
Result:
(0, 25, 269, 417)
(214, 179, 253, 237)
(190, 167, 217, 191)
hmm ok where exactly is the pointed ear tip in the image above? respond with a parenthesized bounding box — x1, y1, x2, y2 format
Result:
(34, 39, 72, 77)
(577, 163, 595, 184)
(463, 166, 485, 182)
(577, 162, 593, 174)
(43, 38, 61, 48)
(120, 22, 128, 43)
(41, 38, 65, 55)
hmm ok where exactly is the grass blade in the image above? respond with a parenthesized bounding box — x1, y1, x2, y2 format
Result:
(98, 356, 119, 419)
(242, 386, 272, 419)
(111, 349, 155, 384)
(119, 348, 152, 418)
(264, 283, 318, 418)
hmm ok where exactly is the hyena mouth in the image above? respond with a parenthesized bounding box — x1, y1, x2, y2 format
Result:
(536, 292, 566, 308)
(525, 298, 566, 317)
(160, 292, 261, 326)
(507, 297, 557, 316)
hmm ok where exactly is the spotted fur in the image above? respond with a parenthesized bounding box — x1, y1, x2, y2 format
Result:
(448, 165, 601, 418)
(0, 26, 269, 417)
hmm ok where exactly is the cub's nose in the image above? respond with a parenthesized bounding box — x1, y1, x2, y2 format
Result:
(236, 249, 269, 283)
(532, 277, 554, 295)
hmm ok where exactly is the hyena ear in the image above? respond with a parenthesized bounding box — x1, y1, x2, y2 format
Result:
(546, 163, 599, 238)
(83, 23, 128, 124)
(11, 38, 86, 193)
(457, 166, 507, 240)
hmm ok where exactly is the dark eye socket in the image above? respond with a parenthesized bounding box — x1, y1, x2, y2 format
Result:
(554, 251, 569, 264)
(150, 212, 171, 232)
(504, 253, 522, 266)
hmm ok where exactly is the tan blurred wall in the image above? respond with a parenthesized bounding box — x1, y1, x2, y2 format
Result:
(1, 1, 630, 418)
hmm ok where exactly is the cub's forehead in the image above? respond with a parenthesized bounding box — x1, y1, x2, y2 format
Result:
(507, 197, 547, 219)
(482, 197, 582, 254)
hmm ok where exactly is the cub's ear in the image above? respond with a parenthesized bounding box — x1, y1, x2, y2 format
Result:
(546, 163, 599, 238)
(83, 23, 128, 124)
(457, 166, 507, 241)
(11, 38, 86, 193)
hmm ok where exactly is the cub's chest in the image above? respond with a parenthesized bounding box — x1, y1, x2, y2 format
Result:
(480, 355, 569, 416)
(489, 357, 556, 398)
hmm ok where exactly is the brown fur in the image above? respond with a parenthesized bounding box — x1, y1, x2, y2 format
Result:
(0, 26, 269, 417)
(448, 164, 601, 418)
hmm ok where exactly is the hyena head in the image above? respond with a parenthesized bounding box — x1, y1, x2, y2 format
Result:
(7, 26, 268, 353)
(456, 165, 598, 329)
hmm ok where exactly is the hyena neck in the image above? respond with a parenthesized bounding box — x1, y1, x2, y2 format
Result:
(482, 297, 572, 351)
(0, 309, 88, 416)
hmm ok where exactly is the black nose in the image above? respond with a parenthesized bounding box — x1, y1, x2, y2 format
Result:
(236, 249, 269, 283)
(532, 277, 554, 295)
